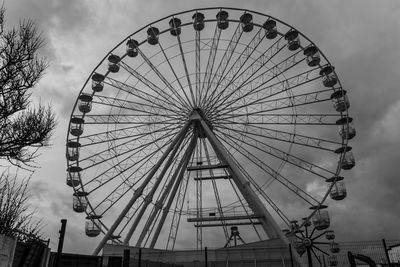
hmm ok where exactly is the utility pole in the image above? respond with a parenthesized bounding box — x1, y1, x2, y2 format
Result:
(54, 219, 67, 267)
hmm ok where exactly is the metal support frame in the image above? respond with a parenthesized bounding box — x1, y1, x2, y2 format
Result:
(192, 110, 306, 267)
(93, 123, 190, 255)
(150, 133, 198, 248)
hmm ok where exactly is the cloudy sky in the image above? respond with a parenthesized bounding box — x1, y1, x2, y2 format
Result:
(4, 0, 400, 255)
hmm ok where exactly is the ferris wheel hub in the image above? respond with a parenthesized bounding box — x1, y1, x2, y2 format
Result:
(189, 108, 213, 138)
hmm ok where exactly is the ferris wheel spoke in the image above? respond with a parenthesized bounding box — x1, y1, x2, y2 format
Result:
(203, 34, 285, 113)
(217, 131, 320, 206)
(216, 123, 340, 152)
(202, 27, 269, 111)
(174, 28, 197, 107)
(216, 127, 334, 178)
(217, 113, 339, 126)
(199, 21, 221, 107)
(93, 150, 163, 215)
(214, 65, 326, 117)
(92, 95, 183, 121)
(81, 128, 178, 182)
(209, 48, 305, 115)
(135, 47, 192, 110)
(75, 124, 176, 148)
(312, 244, 330, 256)
(156, 42, 193, 110)
(83, 114, 183, 125)
(104, 77, 182, 116)
(195, 30, 201, 107)
(216, 83, 333, 121)
(78, 126, 178, 167)
(76, 128, 177, 171)
(119, 60, 189, 112)
(200, 23, 242, 108)
(217, 89, 332, 121)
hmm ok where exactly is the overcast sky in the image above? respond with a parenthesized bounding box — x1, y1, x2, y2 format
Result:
(4, 0, 400, 255)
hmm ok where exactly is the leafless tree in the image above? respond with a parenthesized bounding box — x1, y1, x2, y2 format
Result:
(0, 170, 44, 242)
(0, 5, 56, 167)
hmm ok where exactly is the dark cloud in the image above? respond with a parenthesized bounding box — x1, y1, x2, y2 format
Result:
(5, 0, 92, 59)
(5, 0, 400, 254)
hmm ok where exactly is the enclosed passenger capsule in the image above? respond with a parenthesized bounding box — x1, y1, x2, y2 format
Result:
(70, 117, 84, 136)
(91, 73, 105, 92)
(66, 166, 81, 187)
(240, 13, 253, 32)
(325, 230, 335, 240)
(285, 29, 300, 51)
(290, 220, 299, 232)
(126, 39, 139, 57)
(302, 217, 312, 227)
(312, 210, 330, 230)
(73, 191, 88, 213)
(66, 141, 81, 161)
(192, 12, 205, 31)
(335, 146, 355, 170)
(85, 215, 102, 237)
(320, 66, 338, 87)
(330, 242, 340, 253)
(330, 181, 347, 201)
(108, 55, 120, 73)
(78, 94, 93, 113)
(303, 46, 321, 67)
(169, 18, 182, 36)
(147, 27, 160, 45)
(336, 116, 356, 140)
(331, 90, 350, 112)
(328, 255, 338, 266)
(216, 11, 229, 30)
(263, 20, 278, 39)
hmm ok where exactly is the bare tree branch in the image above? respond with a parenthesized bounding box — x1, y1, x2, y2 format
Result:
(0, 5, 56, 167)
(0, 169, 44, 241)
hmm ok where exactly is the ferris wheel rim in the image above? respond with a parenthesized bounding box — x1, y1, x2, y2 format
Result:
(65, 7, 353, 252)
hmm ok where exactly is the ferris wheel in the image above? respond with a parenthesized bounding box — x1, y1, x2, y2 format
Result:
(65, 7, 356, 260)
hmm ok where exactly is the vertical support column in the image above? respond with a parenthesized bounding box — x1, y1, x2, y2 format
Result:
(204, 246, 208, 267)
(123, 249, 130, 267)
(306, 247, 313, 267)
(289, 243, 294, 267)
(138, 248, 142, 267)
(54, 219, 67, 267)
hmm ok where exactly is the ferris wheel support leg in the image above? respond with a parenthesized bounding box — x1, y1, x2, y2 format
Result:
(137, 134, 198, 248)
(150, 133, 198, 248)
(197, 117, 306, 267)
(123, 126, 188, 246)
(92, 122, 191, 256)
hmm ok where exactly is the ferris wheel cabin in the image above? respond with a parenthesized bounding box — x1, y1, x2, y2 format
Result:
(66, 166, 81, 187)
(69, 117, 84, 136)
(78, 94, 93, 113)
(73, 191, 89, 213)
(263, 19, 278, 39)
